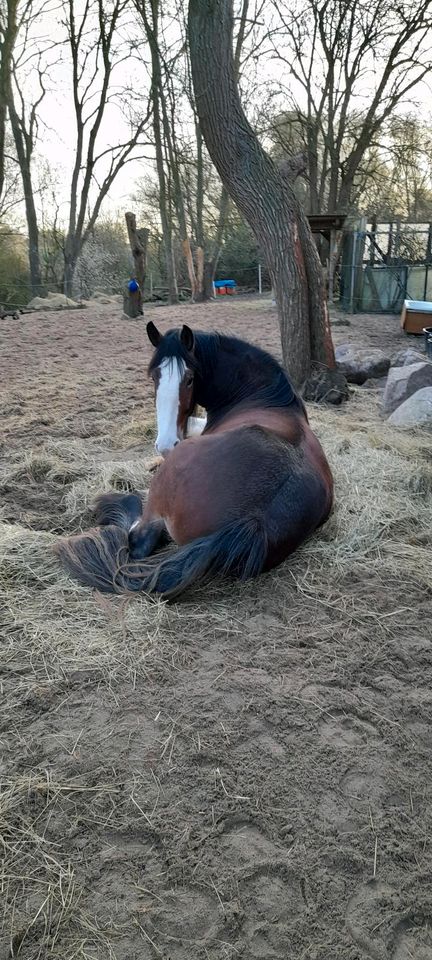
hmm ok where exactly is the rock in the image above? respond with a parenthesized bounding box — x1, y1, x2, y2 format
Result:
(303, 366, 350, 405)
(92, 291, 123, 305)
(335, 344, 390, 384)
(391, 348, 426, 367)
(27, 292, 79, 310)
(388, 387, 432, 428)
(383, 361, 432, 416)
(331, 316, 351, 327)
(360, 377, 386, 391)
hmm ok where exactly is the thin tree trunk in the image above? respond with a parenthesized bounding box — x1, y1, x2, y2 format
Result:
(8, 99, 43, 297)
(188, 0, 336, 388)
(153, 82, 177, 303)
(194, 120, 207, 300)
(0, 0, 18, 201)
(306, 123, 320, 214)
(161, 78, 198, 299)
(63, 257, 77, 298)
(195, 245, 205, 298)
(199, 185, 229, 302)
(137, 0, 178, 304)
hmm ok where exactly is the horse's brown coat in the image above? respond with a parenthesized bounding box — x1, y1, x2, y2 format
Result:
(143, 405, 333, 562)
(55, 326, 334, 596)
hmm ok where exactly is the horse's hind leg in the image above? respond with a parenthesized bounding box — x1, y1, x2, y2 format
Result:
(129, 518, 168, 560)
(93, 491, 167, 559)
(264, 469, 332, 569)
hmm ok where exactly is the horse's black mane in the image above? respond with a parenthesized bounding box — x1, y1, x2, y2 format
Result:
(149, 328, 304, 423)
(148, 329, 218, 374)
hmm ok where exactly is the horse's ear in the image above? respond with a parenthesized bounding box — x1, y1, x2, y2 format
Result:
(147, 321, 162, 348)
(180, 324, 194, 352)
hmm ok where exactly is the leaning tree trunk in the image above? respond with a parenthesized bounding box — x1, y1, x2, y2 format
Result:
(188, 0, 344, 398)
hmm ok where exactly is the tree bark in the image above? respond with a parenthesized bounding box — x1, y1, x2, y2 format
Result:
(188, 0, 336, 388)
(8, 98, 43, 296)
(125, 212, 149, 318)
(125, 211, 148, 315)
(63, 256, 77, 299)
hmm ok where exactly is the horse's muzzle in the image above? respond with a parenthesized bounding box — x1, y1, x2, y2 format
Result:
(155, 438, 180, 458)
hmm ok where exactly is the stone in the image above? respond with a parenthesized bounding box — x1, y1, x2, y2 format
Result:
(27, 292, 79, 310)
(391, 348, 426, 367)
(388, 387, 432, 428)
(383, 361, 432, 416)
(303, 366, 350, 404)
(335, 344, 390, 384)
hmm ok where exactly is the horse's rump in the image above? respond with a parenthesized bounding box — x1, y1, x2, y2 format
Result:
(148, 420, 331, 547)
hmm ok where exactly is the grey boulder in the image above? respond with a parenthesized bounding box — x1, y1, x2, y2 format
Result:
(391, 348, 426, 367)
(335, 344, 390, 384)
(383, 361, 432, 416)
(388, 387, 432, 428)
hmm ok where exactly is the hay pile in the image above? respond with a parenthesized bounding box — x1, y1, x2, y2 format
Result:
(1, 388, 432, 957)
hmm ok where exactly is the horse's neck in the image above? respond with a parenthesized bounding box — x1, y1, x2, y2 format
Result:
(195, 347, 299, 424)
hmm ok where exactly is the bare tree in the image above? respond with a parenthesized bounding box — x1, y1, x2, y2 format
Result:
(0, 0, 18, 202)
(1, 0, 46, 293)
(384, 115, 432, 221)
(8, 57, 47, 293)
(188, 0, 343, 395)
(133, 0, 179, 303)
(268, 0, 432, 215)
(178, 0, 265, 300)
(62, 0, 152, 295)
(0, 130, 22, 223)
(3, 0, 59, 295)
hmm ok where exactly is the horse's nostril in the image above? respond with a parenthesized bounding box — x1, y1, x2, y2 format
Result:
(174, 439, 180, 446)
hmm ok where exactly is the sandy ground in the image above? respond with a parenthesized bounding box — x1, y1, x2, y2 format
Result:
(1, 296, 432, 960)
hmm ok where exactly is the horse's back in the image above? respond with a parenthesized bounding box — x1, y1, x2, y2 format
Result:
(147, 414, 333, 550)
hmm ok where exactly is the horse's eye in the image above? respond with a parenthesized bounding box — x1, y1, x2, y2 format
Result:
(185, 375, 194, 388)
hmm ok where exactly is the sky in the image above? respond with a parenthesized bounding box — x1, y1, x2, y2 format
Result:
(9, 0, 432, 231)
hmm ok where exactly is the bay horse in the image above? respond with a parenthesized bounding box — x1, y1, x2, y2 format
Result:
(55, 323, 333, 598)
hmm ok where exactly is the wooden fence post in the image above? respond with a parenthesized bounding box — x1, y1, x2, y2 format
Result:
(124, 212, 149, 318)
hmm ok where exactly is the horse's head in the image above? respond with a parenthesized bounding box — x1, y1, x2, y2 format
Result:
(147, 321, 196, 457)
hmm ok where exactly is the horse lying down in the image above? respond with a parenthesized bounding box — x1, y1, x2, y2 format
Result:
(55, 323, 333, 598)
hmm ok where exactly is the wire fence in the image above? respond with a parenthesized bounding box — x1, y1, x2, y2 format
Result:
(339, 224, 432, 313)
(5, 223, 432, 315)
(0, 263, 272, 310)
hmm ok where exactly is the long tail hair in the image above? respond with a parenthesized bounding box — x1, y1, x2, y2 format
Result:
(54, 495, 268, 600)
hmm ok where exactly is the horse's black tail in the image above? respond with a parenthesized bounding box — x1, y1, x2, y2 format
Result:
(54, 513, 268, 600)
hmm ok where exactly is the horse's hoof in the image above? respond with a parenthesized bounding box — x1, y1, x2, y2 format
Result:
(147, 456, 163, 473)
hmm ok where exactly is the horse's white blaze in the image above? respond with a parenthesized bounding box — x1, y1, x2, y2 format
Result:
(155, 358, 185, 455)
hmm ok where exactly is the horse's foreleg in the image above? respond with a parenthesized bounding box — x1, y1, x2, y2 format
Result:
(128, 518, 168, 560)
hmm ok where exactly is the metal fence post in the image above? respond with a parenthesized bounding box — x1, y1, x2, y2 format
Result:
(350, 232, 358, 314)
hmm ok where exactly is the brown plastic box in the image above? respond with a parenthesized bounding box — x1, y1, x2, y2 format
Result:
(401, 299, 432, 335)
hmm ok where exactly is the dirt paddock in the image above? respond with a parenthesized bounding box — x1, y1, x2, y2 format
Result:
(1, 296, 432, 960)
